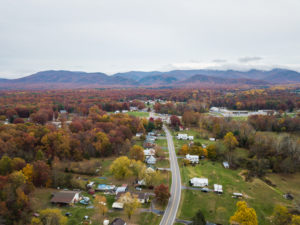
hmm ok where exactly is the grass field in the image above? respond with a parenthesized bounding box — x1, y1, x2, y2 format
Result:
(126, 111, 149, 117)
(156, 159, 170, 168)
(177, 160, 293, 225)
(138, 212, 161, 225)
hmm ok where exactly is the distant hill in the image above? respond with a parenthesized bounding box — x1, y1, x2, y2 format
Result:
(0, 68, 299, 89)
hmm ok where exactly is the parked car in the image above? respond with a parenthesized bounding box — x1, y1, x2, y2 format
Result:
(201, 188, 210, 192)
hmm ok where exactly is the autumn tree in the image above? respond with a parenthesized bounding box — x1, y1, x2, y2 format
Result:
(36, 208, 68, 225)
(94, 195, 108, 217)
(154, 184, 170, 205)
(32, 160, 51, 187)
(224, 132, 238, 164)
(22, 163, 34, 183)
(272, 205, 291, 225)
(131, 160, 146, 179)
(207, 144, 217, 160)
(11, 157, 26, 171)
(119, 192, 141, 220)
(143, 169, 162, 187)
(0, 155, 12, 175)
(292, 215, 300, 225)
(178, 144, 189, 155)
(110, 156, 133, 179)
(155, 146, 165, 160)
(129, 145, 144, 161)
(93, 131, 111, 157)
(154, 118, 163, 130)
(170, 115, 181, 129)
(230, 201, 258, 225)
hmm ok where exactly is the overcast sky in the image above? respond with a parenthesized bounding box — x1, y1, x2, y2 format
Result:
(1, 0, 300, 78)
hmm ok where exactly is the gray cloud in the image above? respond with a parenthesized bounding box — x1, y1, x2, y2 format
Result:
(238, 56, 263, 63)
(212, 59, 227, 63)
(1, 0, 300, 78)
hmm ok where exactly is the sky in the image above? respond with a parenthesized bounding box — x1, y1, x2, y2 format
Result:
(1, 0, 300, 78)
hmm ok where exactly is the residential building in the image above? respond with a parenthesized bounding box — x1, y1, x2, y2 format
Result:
(50, 191, 80, 205)
(190, 178, 208, 187)
(185, 154, 199, 164)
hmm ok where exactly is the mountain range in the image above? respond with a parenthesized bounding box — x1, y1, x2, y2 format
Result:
(0, 68, 299, 89)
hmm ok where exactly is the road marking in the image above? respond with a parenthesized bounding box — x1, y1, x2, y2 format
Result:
(160, 127, 181, 225)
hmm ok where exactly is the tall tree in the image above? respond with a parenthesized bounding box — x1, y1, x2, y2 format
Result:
(119, 192, 141, 220)
(94, 195, 108, 217)
(224, 132, 238, 164)
(154, 184, 170, 205)
(110, 156, 133, 179)
(129, 145, 144, 161)
(272, 205, 291, 225)
(230, 201, 258, 225)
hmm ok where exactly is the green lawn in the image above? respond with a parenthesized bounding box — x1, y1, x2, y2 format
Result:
(156, 138, 168, 149)
(177, 160, 292, 225)
(138, 212, 161, 225)
(156, 159, 170, 168)
(127, 111, 149, 118)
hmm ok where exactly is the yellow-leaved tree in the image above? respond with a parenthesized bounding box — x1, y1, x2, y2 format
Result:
(119, 192, 141, 220)
(32, 208, 67, 225)
(94, 195, 108, 217)
(110, 156, 133, 179)
(22, 163, 34, 183)
(230, 201, 258, 225)
(224, 132, 238, 164)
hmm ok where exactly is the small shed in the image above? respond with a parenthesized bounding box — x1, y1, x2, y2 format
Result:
(214, 184, 223, 194)
(190, 178, 208, 187)
(233, 193, 243, 198)
(223, 161, 229, 169)
(112, 202, 124, 209)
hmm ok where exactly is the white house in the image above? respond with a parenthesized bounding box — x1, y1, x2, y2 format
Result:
(177, 134, 188, 140)
(136, 133, 143, 137)
(144, 148, 155, 156)
(185, 154, 199, 164)
(112, 202, 124, 209)
(115, 184, 128, 195)
(190, 178, 208, 187)
(145, 155, 156, 164)
(188, 136, 194, 140)
(209, 138, 216, 141)
(214, 184, 223, 194)
(130, 106, 138, 111)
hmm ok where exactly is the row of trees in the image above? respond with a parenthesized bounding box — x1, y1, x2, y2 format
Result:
(0, 106, 144, 162)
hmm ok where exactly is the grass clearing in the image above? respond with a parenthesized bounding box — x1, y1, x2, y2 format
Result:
(177, 160, 293, 225)
(138, 212, 161, 225)
(156, 159, 170, 168)
(127, 111, 149, 118)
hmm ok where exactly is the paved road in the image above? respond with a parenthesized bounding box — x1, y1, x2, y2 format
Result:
(160, 125, 182, 225)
